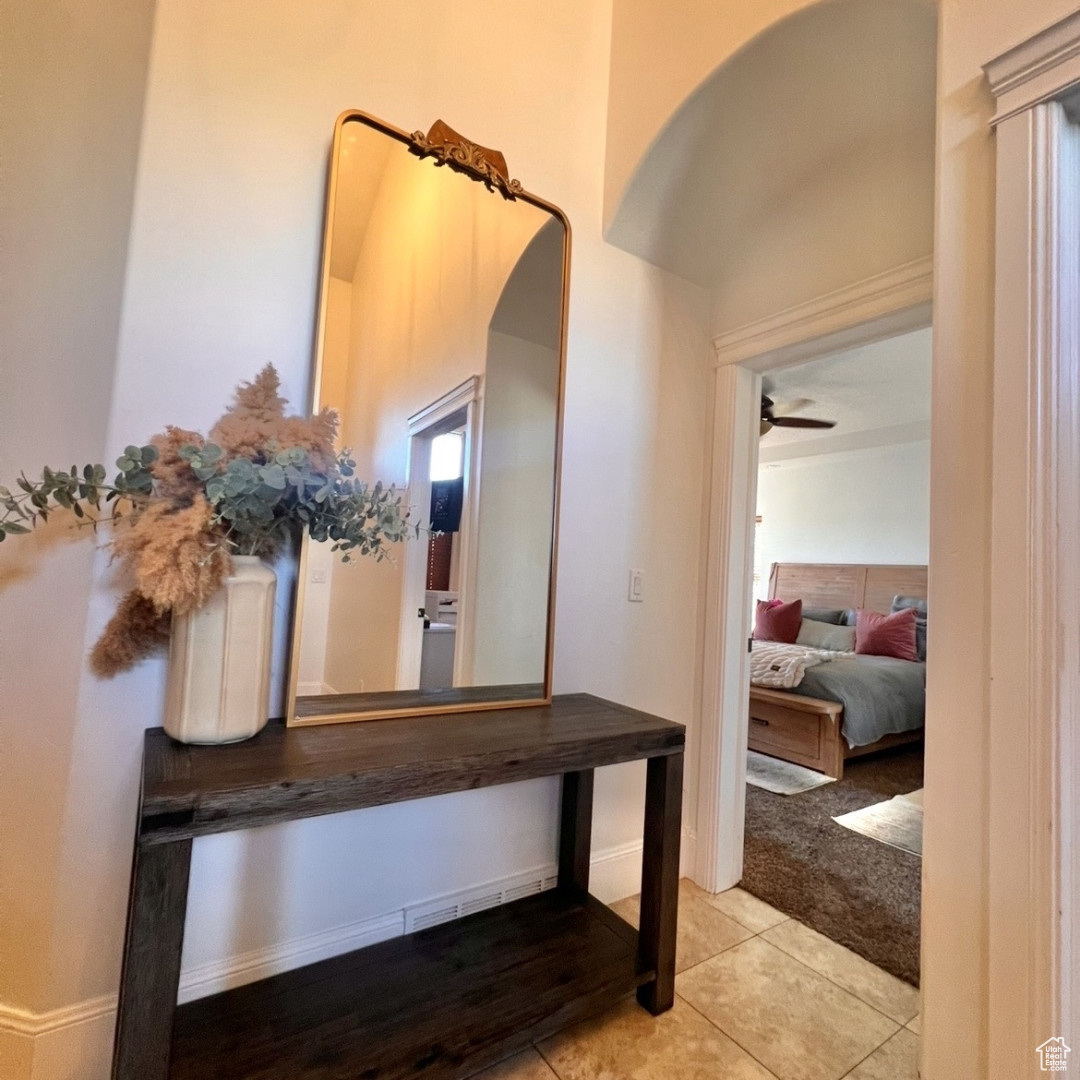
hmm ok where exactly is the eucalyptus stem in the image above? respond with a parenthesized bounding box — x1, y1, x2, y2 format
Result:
(0, 456, 153, 541)
(1, 364, 415, 677)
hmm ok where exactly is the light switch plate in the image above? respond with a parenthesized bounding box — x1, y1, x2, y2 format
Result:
(628, 569, 644, 602)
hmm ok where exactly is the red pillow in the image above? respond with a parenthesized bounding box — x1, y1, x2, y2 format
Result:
(754, 598, 802, 643)
(855, 608, 918, 661)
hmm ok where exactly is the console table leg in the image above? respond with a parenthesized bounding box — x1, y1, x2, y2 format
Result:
(111, 838, 192, 1080)
(558, 769, 594, 893)
(636, 751, 682, 1015)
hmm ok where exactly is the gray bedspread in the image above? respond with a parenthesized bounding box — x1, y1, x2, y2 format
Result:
(794, 654, 926, 748)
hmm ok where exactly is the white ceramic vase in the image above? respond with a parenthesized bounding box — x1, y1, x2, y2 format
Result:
(163, 555, 276, 744)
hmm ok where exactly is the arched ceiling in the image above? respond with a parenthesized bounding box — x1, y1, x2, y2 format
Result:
(489, 218, 564, 351)
(605, 0, 937, 291)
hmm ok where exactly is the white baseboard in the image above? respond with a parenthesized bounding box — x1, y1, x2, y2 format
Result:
(177, 910, 404, 1004)
(0, 998, 115, 1080)
(0, 831, 693, 1079)
(295, 680, 338, 696)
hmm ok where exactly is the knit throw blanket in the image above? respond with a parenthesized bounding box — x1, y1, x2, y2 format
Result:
(749, 641, 841, 689)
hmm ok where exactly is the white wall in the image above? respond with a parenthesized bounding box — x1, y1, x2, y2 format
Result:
(754, 441, 930, 599)
(0, 0, 156, 1065)
(0, 2, 712, 1074)
(473, 330, 558, 685)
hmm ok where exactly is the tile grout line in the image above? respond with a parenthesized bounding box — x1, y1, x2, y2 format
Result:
(678, 915, 898, 1075)
(692, 888, 919, 1028)
(835, 1026, 916, 1080)
(756, 929, 919, 1028)
(673, 991, 783, 1079)
(533, 1037, 567, 1080)
(742, 934, 907, 1034)
(532, 888, 909, 1079)
(675, 928, 904, 1071)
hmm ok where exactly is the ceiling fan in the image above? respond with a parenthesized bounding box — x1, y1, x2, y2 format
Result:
(760, 394, 837, 437)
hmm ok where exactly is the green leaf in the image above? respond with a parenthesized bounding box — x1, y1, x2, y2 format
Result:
(4, 522, 30, 534)
(259, 463, 287, 490)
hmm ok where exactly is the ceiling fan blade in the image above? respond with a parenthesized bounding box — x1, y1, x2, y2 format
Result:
(771, 416, 836, 429)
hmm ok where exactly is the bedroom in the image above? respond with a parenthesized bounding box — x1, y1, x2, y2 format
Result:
(744, 327, 931, 986)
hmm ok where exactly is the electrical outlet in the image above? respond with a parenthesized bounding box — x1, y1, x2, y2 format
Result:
(628, 569, 644, 602)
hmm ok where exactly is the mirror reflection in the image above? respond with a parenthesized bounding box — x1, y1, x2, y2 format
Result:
(289, 114, 567, 723)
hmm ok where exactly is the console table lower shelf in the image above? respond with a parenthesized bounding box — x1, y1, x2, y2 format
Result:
(170, 890, 647, 1080)
(111, 694, 685, 1080)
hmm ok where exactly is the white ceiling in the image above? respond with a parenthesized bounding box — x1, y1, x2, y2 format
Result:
(759, 326, 931, 460)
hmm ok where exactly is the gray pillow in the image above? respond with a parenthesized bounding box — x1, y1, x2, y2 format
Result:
(796, 618, 857, 652)
(801, 607, 847, 625)
(891, 595, 928, 661)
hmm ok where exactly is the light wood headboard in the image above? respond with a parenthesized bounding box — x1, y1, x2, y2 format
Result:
(768, 563, 927, 614)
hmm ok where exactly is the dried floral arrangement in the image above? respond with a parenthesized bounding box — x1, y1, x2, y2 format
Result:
(0, 366, 412, 675)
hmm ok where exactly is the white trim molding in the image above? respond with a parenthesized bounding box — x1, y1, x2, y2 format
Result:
(981, 12, 1080, 1072)
(406, 375, 483, 436)
(695, 270, 932, 895)
(711, 256, 933, 372)
(984, 94, 1080, 1078)
(984, 9, 1080, 126)
(694, 362, 760, 892)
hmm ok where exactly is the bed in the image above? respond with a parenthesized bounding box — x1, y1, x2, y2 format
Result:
(748, 562, 927, 779)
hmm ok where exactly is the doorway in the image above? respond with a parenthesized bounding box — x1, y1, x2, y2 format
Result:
(741, 327, 931, 986)
(398, 377, 482, 691)
(693, 261, 933, 895)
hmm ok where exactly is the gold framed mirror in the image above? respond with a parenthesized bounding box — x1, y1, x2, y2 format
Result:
(286, 112, 569, 726)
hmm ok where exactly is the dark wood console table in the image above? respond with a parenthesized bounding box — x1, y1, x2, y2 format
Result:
(111, 693, 684, 1080)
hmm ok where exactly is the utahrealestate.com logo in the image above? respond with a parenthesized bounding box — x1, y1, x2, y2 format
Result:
(1037, 1037, 1071, 1072)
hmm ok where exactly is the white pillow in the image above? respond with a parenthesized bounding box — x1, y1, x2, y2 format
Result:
(796, 618, 856, 652)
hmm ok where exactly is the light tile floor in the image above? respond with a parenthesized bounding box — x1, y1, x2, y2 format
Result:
(469, 880, 920, 1080)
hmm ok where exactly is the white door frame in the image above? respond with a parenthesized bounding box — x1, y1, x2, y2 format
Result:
(693, 256, 934, 893)
(982, 14, 1080, 1073)
(398, 376, 483, 689)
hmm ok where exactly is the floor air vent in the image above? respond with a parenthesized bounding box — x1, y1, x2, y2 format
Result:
(404, 868, 559, 933)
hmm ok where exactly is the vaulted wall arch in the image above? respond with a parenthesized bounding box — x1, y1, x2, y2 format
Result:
(605, 0, 936, 330)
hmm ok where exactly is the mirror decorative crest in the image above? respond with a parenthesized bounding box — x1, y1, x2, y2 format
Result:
(287, 112, 569, 725)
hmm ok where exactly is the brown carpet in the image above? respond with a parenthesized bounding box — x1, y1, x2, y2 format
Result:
(740, 745, 923, 986)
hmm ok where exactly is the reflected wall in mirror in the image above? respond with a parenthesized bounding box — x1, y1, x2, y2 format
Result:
(287, 113, 569, 725)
